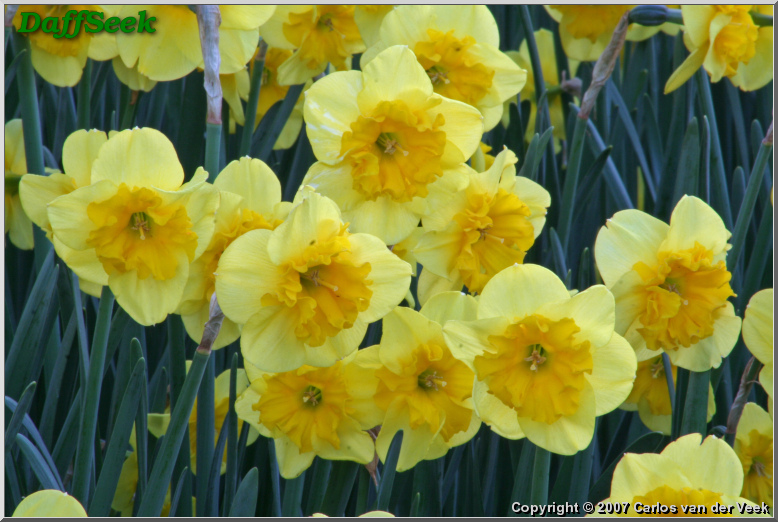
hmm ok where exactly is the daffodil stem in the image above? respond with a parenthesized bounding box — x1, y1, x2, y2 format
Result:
(750, 12, 773, 27)
(664, 8, 684, 25)
(168, 316, 193, 516)
(557, 116, 588, 250)
(137, 348, 211, 516)
(696, 69, 734, 230)
(77, 60, 92, 130)
(518, 6, 550, 136)
(205, 122, 222, 182)
(662, 353, 676, 414)
(679, 369, 711, 437)
(728, 138, 773, 274)
(11, 30, 44, 177)
(130, 338, 148, 515)
(72, 286, 115, 507)
(529, 445, 550, 506)
(222, 353, 239, 515)
(196, 355, 215, 516)
(240, 40, 267, 157)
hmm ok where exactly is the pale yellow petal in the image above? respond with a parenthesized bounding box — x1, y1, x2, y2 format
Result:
(661, 433, 744, 497)
(742, 289, 773, 365)
(442, 316, 511, 370)
(30, 39, 87, 87)
(357, 45, 433, 114)
(477, 264, 570, 321)
(587, 333, 637, 416)
(420, 291, 479, 325)
(666, 303, 740, 371)
(609, 452, 692, 501)
(473, 379, 524, 439)
(375, 401, 440, 472)
(274, 436, 316, 479)
(214, 157, 282, 216)
(661, 195, 730, 256)
(47, 180, 117, 251)
(13, 490, 87, 517)
(536, 284, 615, 347)
(62, 129, 108, 188)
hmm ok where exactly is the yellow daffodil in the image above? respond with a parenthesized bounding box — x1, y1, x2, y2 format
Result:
(5, 119, 34, 250)
(358, 293, 480, 471)
(742, 288, 773, 400)
(665, 6, 773, 93)
(261, 5, 365, 86)
(353, 5, 394, 48)
(302, 44, 483, 244)
(601, 433, 762, 516)
(546, 5, 634, 62)
(471, 142, 496, 173)
(505, 29, 578, 150)
(148, 365, 259, 476)
(235, 355, 382, 479)
(12, 5, 114, 87)
(220, 68, 250, 133)
(626, 5, 681, 42)
(178, 157, 290, 349)
(47, 127, 219, 325)
(594, 195, 741, 372)
(444, 264, 637, 455)
(361, 5, 526, 131)
(19, 128, 108, 296)
(115, 5, 275, 82)
(388, 227, 422, 308)
(735, 402, 773, 508)
(621, 355, 715, 434)
(113, 57, 157, 92)
(215, 190, 412, 373)
(13, 490, 87, 517)
(414, 148, 550, 303)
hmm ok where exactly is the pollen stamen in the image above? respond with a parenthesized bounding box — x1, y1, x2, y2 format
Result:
(524, 345, 547, 372)
(302, 385, 323, 407)
(418, 369, 447, 391)
(302, 268, 340, 292)
(130, 212, 151, 240)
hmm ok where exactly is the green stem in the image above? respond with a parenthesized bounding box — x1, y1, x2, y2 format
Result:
(530, 444, 550, 506)
(11, 30, 45, 177)
(679, 370, 711, 437)
(750, 12, 773, 27)
(168, 316, 192, 516)
(696, 69, 733, 229)
(240, 43, 266, 157)
(557, 116, 588, 250)
(222, 354, 239, 515)
(72, 286, 115, 506)
(205, 122, 222, 182)
(196, 355, 215, 516)
(77, 60, 92, 130)
(518, 6, 550, 135)
(662, 353, 676, 414)
(137, 348, 211, 516)
(728, 140, 773, 273)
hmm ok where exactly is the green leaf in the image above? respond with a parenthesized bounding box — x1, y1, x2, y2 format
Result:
(672, 117, 700, 204)
(229, 467, 259, 517)
(16, 433, 62, 491)
(375, 431, 403, 512)
(254, 83, 305, 161)
(89, 358, 147, 516)
(240, 46, 266, 157)
(548, 228, 568, 280)
(196, 355, 215, 516)
(5, 250, 58, 400)
(222, 353, 240, 515)
(168, 466, 191, 519)
(281, 471, 306, 517)
(5, 381, 37, 449)
(305, 458, 332, 515)
(205, 420, 229, 517)
(738, 204, 773, 312)
(679, 370, 711, 437)
(320, 460, 359, 516)
(507, 440, 534, 516)
(39, 313, 77, 447)
(517, 127, 554, 181)
(588, 432, 667, 503)
(137, 349, 211, 516)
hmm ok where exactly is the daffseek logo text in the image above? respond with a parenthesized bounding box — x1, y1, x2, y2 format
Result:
(17, 10, 156, 38)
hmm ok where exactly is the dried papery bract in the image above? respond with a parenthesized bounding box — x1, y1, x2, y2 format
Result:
(197, 5, 222, 125)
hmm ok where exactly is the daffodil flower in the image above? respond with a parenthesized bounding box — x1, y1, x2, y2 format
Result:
(621, 355, 715, 434)
(358, 292, 481, 471)
(360, 5, 526, 131)
(215, 190, 412, 373)
(444, 264, 637, 455)
(5, 119, 34, 250)
(13, 490, 87, 517)
(302, 45, 483, 244)
(235, 355, 382, 479)
(665, 6, 774, 93)
(115, 5, 275, 82)
(545, 5, 634, 62)
(12, 5, 116, 87)
(742, 288, 773, 401)
(414, 148, 550, 303)
(353, 5, 395, 48)
(148, 366, 259, 476)
(735, 403, 773, 509)
(261, 5, 365, 86)
(600, 433, 762, 515)
(178, 157, 290, 350)
(47, 127, 220, 325)
(595, 195, 741, 372)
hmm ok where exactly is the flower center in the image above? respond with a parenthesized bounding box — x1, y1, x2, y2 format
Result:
(283, 5, 361, 72)
(414, 29, 495, 106)
(752, 459, 767, 478)
(340, 99, 447, 203)
(631, 485, 724, 516)
(624, 357, 675, 416)
(418, 368, 447, 391)
(261, 229, 373, 347)
(632, 242, 735, 352)
(254, 364, 350, 453)
(86, 184, 197, 280)
(712, 10, 758, 77)
(475, 315, 593, 424)
(374, 342, 474, 440)
(452, 188, 534, 294)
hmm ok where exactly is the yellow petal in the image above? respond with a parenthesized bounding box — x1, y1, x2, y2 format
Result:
(147, 413, 171, 439)
(666, 303, 740, 371)
(536, 284, 615, 347)
(90, 128, 184, 191)
(219, 5, 275, 31)
(313, 418, 375, 464)
(742, 289, 773, 365)
(274, 436, 316, 479)
(477, 264, 570, 321)
(87, 32, 119, 61)
(609, 453, 692, 501)
(587, 333, 637, 416)
(594, 209, 668, 287)
(442, 316, 510, 370)
(218, 27, 259, 75)
(214, 157, 282, 216)
(344, 194, 423, 245)
(62, 129, 108, 188)
(378, 306, 442, 375)
(420, 291, 479, 324)
(47, 180, 117, 251)
(357, 45, 434, 115)
(473, 378, 525, 439)
(661, 434, 744, 497)
(661, 195, 730, 256)
(731, 27, 773, 91)
(518, 382, 596, 455)
(427, 95, 484, 167)
(664, 46, 707, 95)
(30, 39, 87, 87)
(13, 490, 87, 517)
(375, 401, 440, 472)
(53, 235, 109, 287)
(417, 268, 462, 308)
(5, 119, 27, 174)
